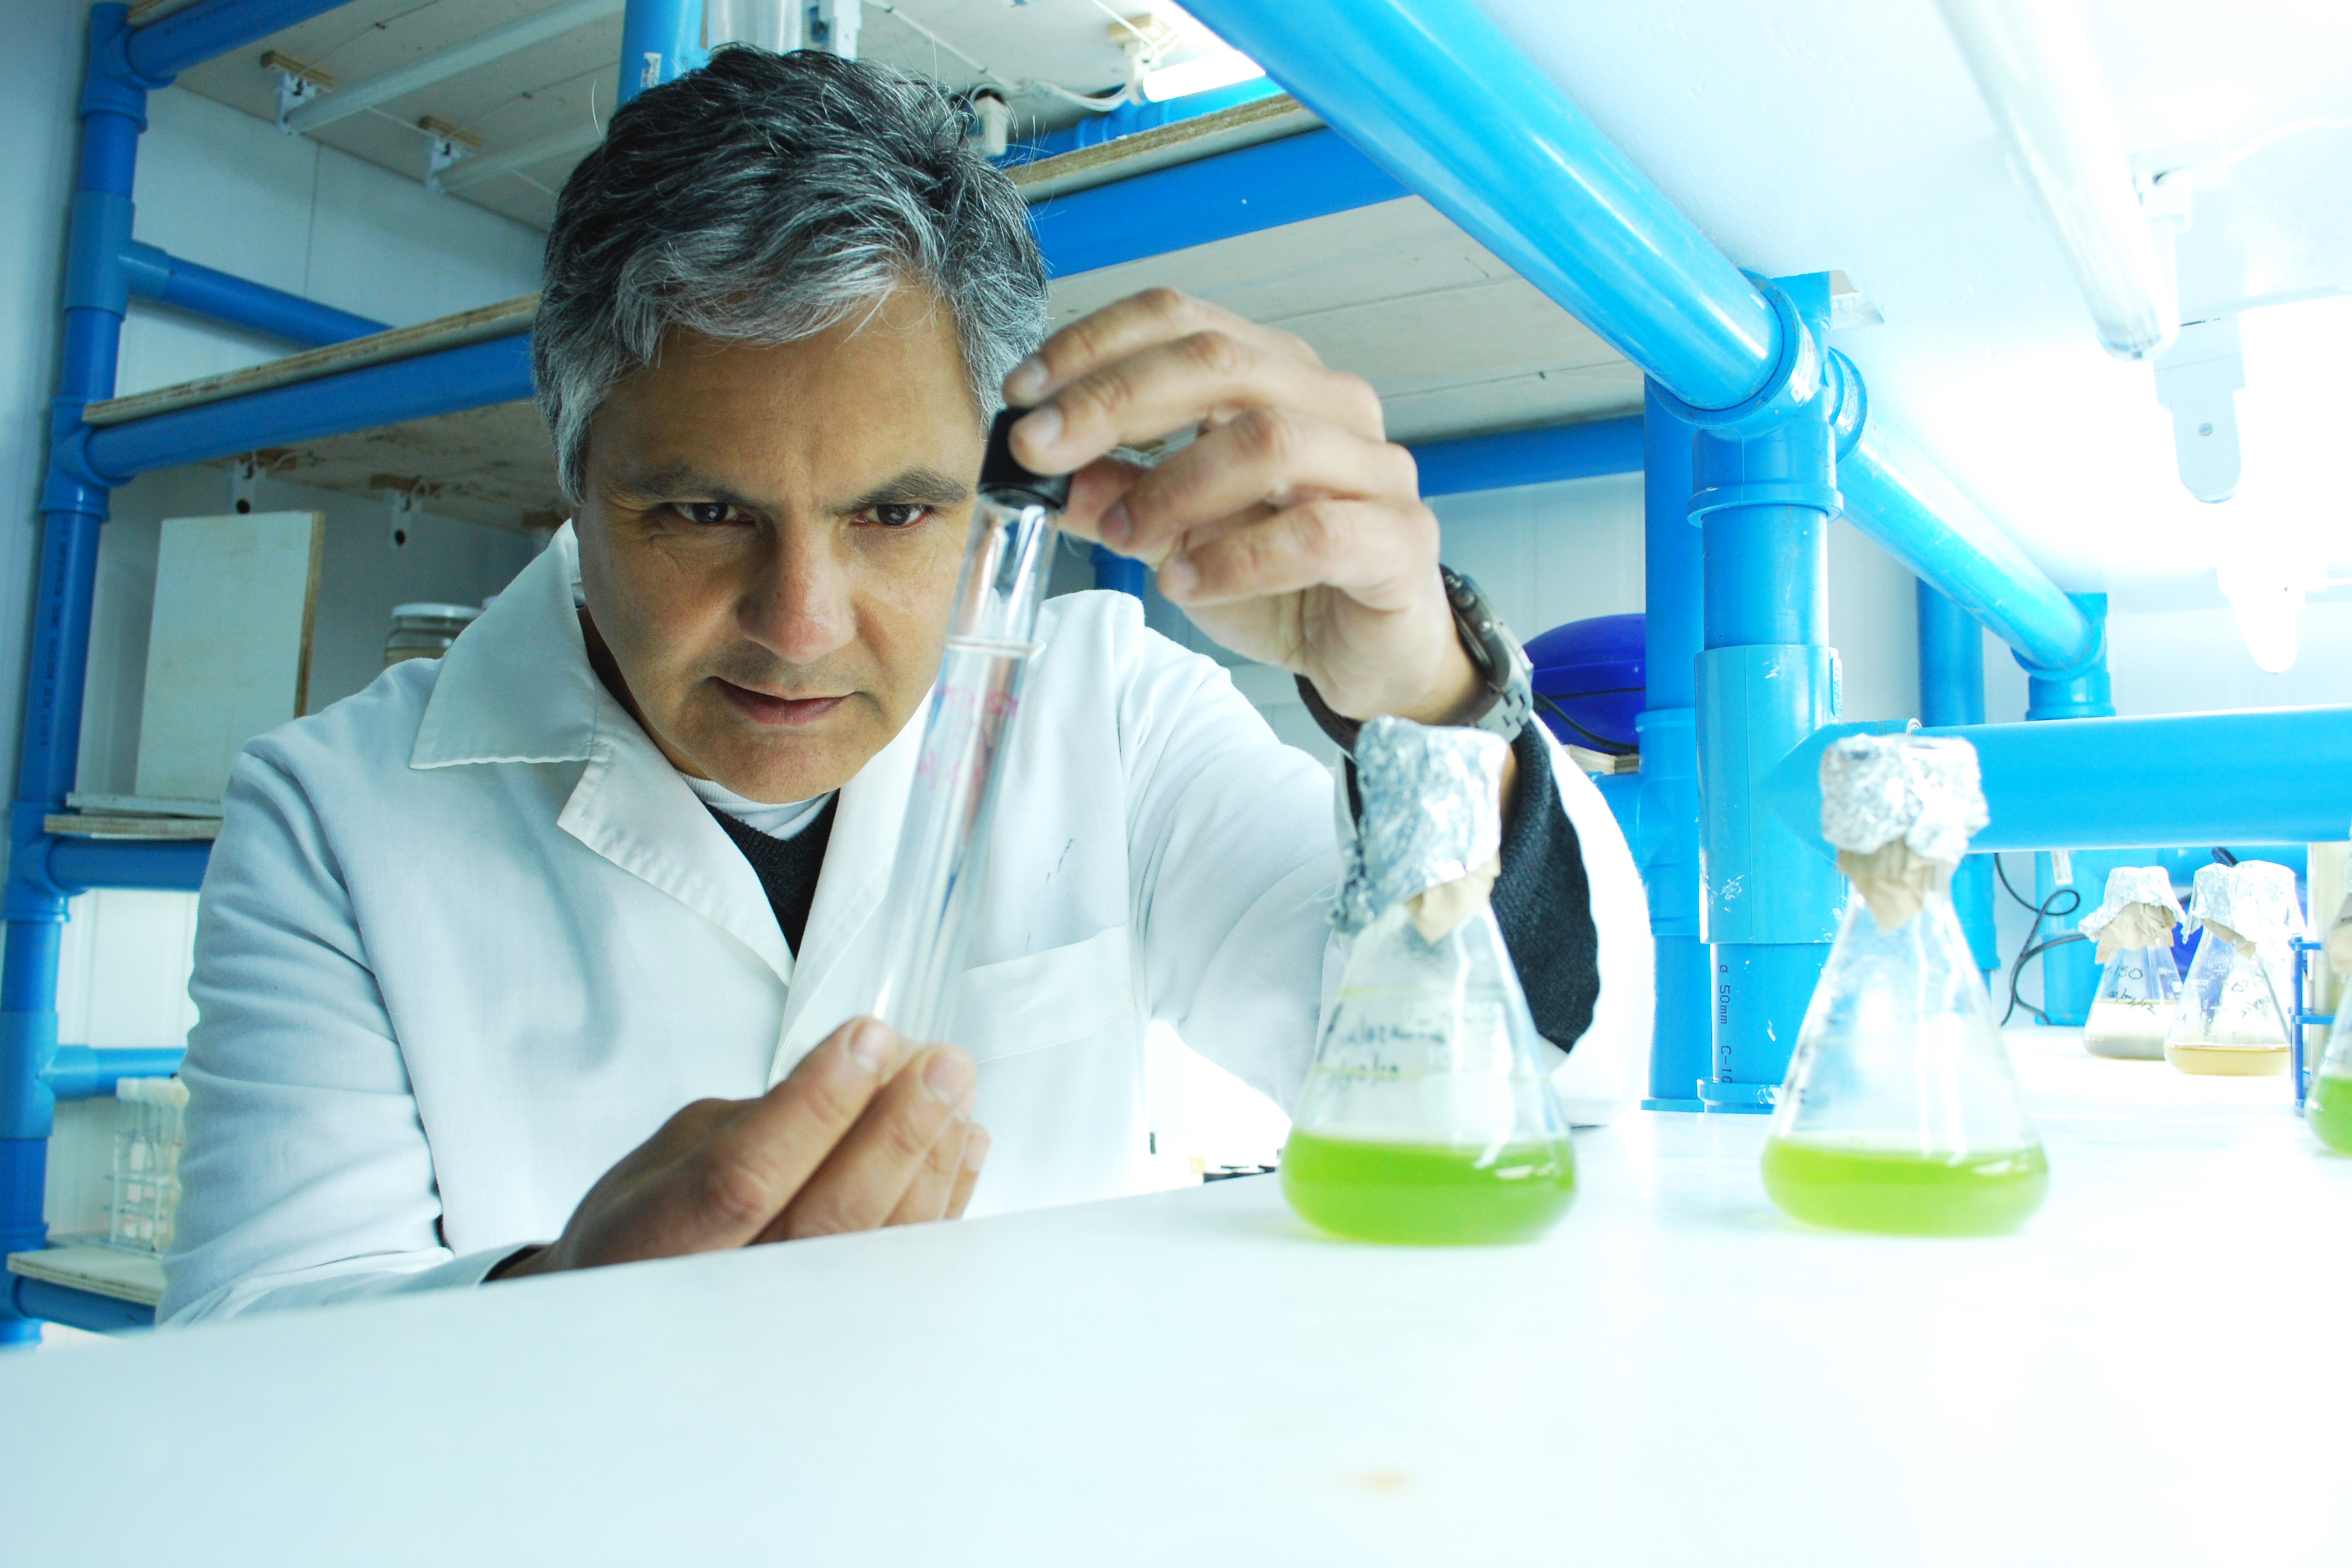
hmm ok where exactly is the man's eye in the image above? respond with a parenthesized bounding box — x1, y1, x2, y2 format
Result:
(869, 503, 931, 529)
(674, 502, 740, 526)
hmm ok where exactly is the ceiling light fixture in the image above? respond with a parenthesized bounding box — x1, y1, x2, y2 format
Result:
(1937, 0, 2178, 361)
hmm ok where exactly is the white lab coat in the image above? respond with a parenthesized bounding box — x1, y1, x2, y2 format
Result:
(163, 526, 1650, 1323)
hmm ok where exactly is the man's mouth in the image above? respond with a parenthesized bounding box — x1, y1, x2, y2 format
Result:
(714, 678, 850, 728)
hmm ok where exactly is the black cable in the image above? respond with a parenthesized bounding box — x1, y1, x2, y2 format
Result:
(2210, 846, 2238, 867)
(1531, 690, 1637, 757)
(2005, 932, 2091, 1027)
(1994, 853, 2087, 1027)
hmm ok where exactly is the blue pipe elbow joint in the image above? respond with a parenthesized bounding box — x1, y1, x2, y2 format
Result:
(2019, 594, 2116, 720)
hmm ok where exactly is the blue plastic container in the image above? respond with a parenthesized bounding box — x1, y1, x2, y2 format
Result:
(1526, 613, 1645, 754)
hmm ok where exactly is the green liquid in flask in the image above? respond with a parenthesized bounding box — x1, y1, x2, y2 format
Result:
(1761, 1135, 2048, 1236)
(2308, 1074, 2352, 1155)
(1280, 1131, 1576, 1245)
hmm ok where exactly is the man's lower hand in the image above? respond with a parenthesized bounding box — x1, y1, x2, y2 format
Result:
(492, 1018, 986, 1280)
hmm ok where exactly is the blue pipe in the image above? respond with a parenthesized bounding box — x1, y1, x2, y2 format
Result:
(1180, 0, 1775, 410)
(2019, 592, 2114, 720)
(617, 0, 703, 105)
(1924, 709, 2352, 851)
(122, 240, 383, 349)
(48, 838, 213, 894)
(5, 3, 155, 1343)
(1410, 416, 1643, 497)
(1918, 582, 1986, 727)
(1839, 421, 2099, 673)
(125, 0, 350, 82)
(40, 1046, 186, 1102)
(1636, 385, 1707, 1112)
(1918, 581, 1999, 977)
(1035, 129, 1406, 279)
(1090, 545, 1147, 599)
(1681, 274, 1847, 1114)
(8, 1276, 154, 1335)
(79, 334, 535, 482)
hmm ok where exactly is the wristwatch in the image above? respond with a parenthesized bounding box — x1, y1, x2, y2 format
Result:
(1296, 566, 1534, 756)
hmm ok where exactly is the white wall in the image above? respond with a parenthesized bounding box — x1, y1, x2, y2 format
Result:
(117, 87, 547, 398)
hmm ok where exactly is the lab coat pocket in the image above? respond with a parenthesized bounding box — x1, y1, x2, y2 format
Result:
(951, 925, 1134, 1063)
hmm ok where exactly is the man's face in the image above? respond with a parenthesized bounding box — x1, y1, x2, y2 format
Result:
(575, 290, 984, 802)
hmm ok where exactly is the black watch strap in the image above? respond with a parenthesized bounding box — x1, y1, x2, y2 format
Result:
(1294, 567, 1533, 757)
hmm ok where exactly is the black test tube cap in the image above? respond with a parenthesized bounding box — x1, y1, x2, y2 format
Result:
(980, 407, 1072, 511)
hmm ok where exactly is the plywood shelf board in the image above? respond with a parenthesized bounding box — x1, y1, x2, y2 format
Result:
(86, 293, 539, 427)
(1010, 96, 1323, 202)
(233, 398, 569, 535)
(45, 815, 222, 841)
(7, 1239, 166, 1307)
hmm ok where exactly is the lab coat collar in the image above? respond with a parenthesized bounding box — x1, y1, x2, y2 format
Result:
(411, 523, 792, 983)
(411, 523, 598, 768)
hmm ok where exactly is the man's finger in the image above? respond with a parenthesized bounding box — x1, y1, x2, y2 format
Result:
(1099, 408, 1419, 562)
(767, 1045, 977, 1240)
(884, 1113, 972, 1227)
(677, 1017, 905, 1247)
(1010, 331, 1383, 482)
(1005, 288, 1321, 409)
(1161, 497, 1438, 614)
(946, 1126, 990, 1219)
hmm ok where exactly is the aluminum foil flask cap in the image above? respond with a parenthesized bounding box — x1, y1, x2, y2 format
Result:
(980, 407, 1072, 511)
(1333, 717, 1508, 939)
(2079, 867, 2187, 961)
(1819, 732, 1989, 930)
(2187, 860, 2302, 958)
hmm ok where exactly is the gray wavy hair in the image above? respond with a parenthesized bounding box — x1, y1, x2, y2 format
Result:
(533, 47, 1048, 503)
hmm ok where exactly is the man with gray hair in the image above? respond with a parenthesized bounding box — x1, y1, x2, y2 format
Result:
(163, 49, 1649, 1321)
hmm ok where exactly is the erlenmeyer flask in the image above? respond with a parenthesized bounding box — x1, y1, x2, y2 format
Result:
(2077, 867, 2186, 1060)
(2165, 861, 2300, 1077)
(1762, 734, 2049, 1236)
(2310, 1011, 2352, 1154)
(1281, 718, 1574, 1246)
(2312, 893, 2352, 1153)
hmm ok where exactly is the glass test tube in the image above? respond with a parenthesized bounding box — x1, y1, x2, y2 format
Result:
(866, 411, 1068, 1045)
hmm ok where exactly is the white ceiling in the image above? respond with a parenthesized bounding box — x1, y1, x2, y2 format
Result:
(1476, 0, 2352, 610)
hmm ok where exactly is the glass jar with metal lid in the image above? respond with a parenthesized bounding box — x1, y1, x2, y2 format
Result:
(383, 602, 482, 667)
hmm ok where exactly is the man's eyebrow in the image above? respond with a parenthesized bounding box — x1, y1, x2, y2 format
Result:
(609, 465, 763, 510)
(836, 466, 973, 516)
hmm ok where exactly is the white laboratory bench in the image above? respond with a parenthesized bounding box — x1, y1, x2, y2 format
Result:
(3, 1026, 2347, 1566)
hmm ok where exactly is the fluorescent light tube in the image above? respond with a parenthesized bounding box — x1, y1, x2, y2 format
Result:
(1939, 0, 2178, 360)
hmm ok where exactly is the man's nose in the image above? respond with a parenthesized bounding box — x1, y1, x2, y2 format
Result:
(742, 531, 856, 668)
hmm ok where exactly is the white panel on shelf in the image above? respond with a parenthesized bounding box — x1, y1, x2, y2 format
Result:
(134, 510, 322, 802)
